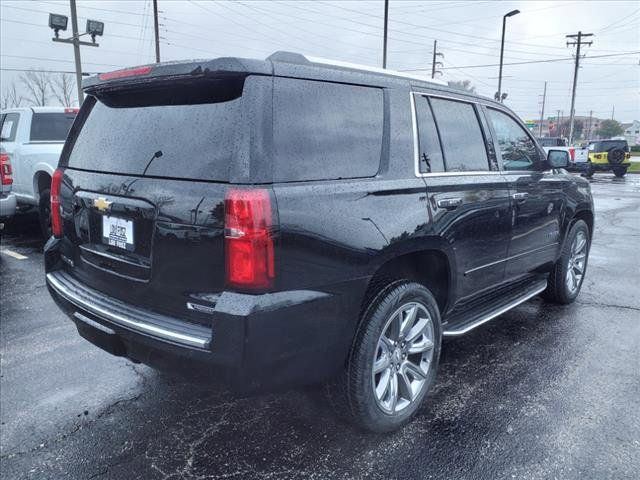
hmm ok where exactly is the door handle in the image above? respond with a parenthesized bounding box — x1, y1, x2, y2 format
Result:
(512, 192, 529, 203)
(437, 197, 463, 210)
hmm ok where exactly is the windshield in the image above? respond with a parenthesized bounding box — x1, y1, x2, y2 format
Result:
(30, 112, 76, 141)
(589, 140, 629, 152)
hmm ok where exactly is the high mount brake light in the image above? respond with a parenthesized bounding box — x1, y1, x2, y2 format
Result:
(51, 169, 64, 238)
(224, 189, 275, 290)
(0, 153, 12, 186)
(99, 65, 153, 81)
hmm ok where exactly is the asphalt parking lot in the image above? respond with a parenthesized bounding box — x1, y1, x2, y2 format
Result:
(1, 174, 639, 480)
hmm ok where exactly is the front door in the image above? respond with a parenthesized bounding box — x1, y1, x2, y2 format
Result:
(484, 107, 564, 280)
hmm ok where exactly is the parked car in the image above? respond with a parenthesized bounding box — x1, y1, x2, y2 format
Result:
(45, 53, 594, 432)
(585, 138, 632, 177)
(0, 147, 16, 226)
(0, 107, 78, 236)
(537, 136, 588, 171)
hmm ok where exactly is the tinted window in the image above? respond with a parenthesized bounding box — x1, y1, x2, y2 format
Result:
(273, 78, 383, 182)
(414, 95, 444, 173)
(30, 112, 76, 141)
(538, 137, 566, 147)
(1, 113, 20, 142)
(487, 108, 539, 171)
(67, 97, 242, 181)
(429, 98, 488, 172)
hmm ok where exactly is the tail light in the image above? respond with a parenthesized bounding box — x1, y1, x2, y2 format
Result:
(224, 188, 275, 290)
(51, 169, 64, 238)
(0, 153, 12, 185)
(569, 148, 575, 161)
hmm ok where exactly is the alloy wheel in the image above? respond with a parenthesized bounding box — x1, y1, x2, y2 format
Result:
(566, 230, 587, 294)
(372, 302, 434, 415)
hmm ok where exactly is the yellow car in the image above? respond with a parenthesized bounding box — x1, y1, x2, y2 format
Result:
(586, 139, 632, 178)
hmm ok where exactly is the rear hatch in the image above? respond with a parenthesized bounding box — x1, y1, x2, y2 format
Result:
(58, 71, 256, 325)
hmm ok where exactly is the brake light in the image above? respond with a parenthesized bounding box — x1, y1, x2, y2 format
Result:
(64, 108, 79, 114)
(0, 153, 12, 185)
(51, 169, 64, 238)
(569, 148, 575, 161)
(99, 65, 153, 81)
(224, 188, 275, 290)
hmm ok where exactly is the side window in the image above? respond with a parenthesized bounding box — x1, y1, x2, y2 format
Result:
(414, 95, 444, 173)
(429, 98, 489, 172)
(487, 108, 539, 171)
(273, 78, 383, 182)
(1, 113, 20, 142)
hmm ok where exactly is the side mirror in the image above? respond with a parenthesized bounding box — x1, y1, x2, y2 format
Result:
(547, 149, 569, 169)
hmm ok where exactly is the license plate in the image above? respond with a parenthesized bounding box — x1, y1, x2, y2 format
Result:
(102, 216, 134, 251)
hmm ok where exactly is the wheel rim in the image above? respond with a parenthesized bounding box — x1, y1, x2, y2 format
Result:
(566, 230, 587, 295)
(372, 302, 434, 415)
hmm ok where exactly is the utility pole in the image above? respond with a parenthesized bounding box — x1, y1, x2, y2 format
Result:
(431, 40, 443, 79)
(556, 110, 562, 137)
(611, 105, 615, 120)
(382, 0, 389, 69)
(566, 31, 593, 144)
(153, 0, 161, 63)
(69, 0, 83, 104)
(538, 81, 547, 137)
(587, 110, 593, 140)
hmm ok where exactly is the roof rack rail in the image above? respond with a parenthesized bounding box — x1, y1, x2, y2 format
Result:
(267, 51, 447, 86)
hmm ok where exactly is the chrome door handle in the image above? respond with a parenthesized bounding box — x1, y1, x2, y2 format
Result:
(512, 192, 529, 202)
(437, 197, 463, 209)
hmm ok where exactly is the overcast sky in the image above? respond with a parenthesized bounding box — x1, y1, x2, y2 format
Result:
(1, 0, 638, 122)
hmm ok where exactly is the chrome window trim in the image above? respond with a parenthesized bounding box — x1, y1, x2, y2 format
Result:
(410, 91, 504, 178)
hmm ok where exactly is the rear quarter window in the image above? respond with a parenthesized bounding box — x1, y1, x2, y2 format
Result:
(1, 113, 20, 142)
(273, 78, 383, 182)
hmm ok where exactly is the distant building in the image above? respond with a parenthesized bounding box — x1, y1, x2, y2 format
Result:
(527, 115, 608, 142)
(622, 120, 640, 146)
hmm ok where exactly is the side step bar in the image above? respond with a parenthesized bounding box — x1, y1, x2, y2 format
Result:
(443, 279, 547, 337)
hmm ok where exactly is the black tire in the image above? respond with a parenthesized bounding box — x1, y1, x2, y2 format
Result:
(325, 281, 442, 432)
(544, 219, 590, 304)
(608, 148, 625, 164)
(584, 162, 594, 178)
(38, 188, 52, 239)
(613, 166, 627, 178)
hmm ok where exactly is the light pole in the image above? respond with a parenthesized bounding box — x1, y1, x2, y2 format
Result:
(496, 9, 520, 103)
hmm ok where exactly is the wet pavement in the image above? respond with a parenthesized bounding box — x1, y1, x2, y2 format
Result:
(1, 174, 639, 479)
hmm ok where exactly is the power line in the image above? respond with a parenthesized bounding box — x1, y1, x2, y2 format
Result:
(400, 51, 639, 71)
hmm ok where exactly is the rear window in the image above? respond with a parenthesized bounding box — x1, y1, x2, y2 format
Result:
(66, 95, 242, 181)
(30, 112, 76, 141)
(273, 78, 383, 182)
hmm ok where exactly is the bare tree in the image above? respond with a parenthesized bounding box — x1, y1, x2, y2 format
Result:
(1, 80, 25, 109)
(51, 74, 75, 107)
(20, 70, 51, 106)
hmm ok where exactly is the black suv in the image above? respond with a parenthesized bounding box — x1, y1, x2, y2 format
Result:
(45, 52, 594, 432)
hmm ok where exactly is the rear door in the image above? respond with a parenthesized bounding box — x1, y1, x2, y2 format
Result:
(484, 107, 564, 280)
(58, 74, 261, 322)
(414, 93, 511, 302)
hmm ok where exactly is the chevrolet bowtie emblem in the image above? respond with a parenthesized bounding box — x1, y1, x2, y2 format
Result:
(93, 197, 113, 212)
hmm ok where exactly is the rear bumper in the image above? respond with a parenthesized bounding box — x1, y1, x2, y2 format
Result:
(46, 262, 364, 389)
(0, 193, 17, 219)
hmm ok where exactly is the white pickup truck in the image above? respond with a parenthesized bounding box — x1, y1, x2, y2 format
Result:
(537, 137, 589, 170)
(0, 107, 77, 236)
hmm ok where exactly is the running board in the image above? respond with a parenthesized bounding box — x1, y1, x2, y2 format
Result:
(442, 279, 547, 337)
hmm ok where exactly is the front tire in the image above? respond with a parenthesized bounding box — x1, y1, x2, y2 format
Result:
(613, 166, 627, 178)
(326, 281, 442, 432)
(38, 188, 52, 239)
(544, 219, 590, 304)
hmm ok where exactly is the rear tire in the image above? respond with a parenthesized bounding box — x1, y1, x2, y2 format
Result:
(544, 219, 590, 304)
(325, 281, 442, 432)
(38, 188, 52, 239)
(613, 166, 627, 178)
